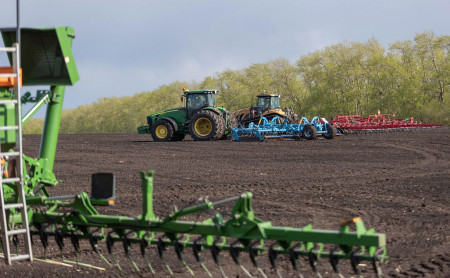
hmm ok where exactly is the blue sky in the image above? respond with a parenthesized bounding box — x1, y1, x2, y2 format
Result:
(1, 0, 449, 114)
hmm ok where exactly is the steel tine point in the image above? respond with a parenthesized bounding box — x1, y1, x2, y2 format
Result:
(175, 240, 195, 277)
(268, 244, 278, 270)
(229, 244, 241, 265)
(269, 244, 283, 278)
(330, 248, 340, 274)
(373, 256, 383, 278)
(217, 264, 228, 278)
(257, 267, 268, 278)
(157, 238, 174, 276)
(193, 239, 203, 262)
(127, 253, 140, 274)
(106, 234, 121, 271)
(350, 249, 362, 276)
(308, 251, 323, 278)
(239, 265, 254, 278)
(211, 241, 221, 265)
(140, 238, 155, 274)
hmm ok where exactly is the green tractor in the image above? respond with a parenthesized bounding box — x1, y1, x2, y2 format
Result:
(138, 89, 235, 141)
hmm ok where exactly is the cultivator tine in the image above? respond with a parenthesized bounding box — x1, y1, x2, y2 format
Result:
(55, 228, 65, 260)
(372, 253, 383, 278)
(87, 231, 111, 267)
(12, 234, 19, 255)
(249, 241, 267, 278)
(308, 249, 323, 278)
(174, 239, 195, 277)
(330, 248, 344, 278)
(289, 243, 305, 278)
(106, 233, 122, 272)
(70, 232, 80, 263)
(36, 224, 49, 260)
(193, 239, 213, 277)
(229, 241, 253, 278)
(140, 237, 155, 274)
(211, 240, 228, 278)
(350, 248, 362, 277)
(157, 237, 174, 276)
(122, 233, 140, 273)
(269, 244, 283, 278)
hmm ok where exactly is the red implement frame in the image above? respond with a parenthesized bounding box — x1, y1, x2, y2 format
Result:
(329, 113, 443, 130)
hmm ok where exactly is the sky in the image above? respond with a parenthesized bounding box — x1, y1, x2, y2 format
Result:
(0, 0, 449, 116)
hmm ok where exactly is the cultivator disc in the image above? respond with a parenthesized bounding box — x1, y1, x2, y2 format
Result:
(232, 116, 341, 142)
(1, 170, 387, 277)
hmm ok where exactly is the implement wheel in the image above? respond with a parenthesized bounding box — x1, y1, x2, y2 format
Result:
(189, 110, 225, 141)
(151, 120, 174, 142)
(323, 123, 337, 139)
(302, 125, 317, 140)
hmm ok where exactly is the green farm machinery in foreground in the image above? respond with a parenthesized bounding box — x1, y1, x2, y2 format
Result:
(0, 26, 387, 277)
(138, 89, 236, 141)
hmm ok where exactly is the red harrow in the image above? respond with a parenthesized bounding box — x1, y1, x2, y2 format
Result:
(329, 113, 443, 133)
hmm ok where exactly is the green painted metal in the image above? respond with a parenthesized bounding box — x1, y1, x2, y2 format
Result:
(38, 85, 65, 183)
(0, 27, 78, 198)
(17, 171, 386, 276)
(0, 89, 15, 152)
(1, 27, 79, 86)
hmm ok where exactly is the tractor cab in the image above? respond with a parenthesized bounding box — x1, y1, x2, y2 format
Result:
(255, 93, 281, 115)
(183, 89, 218, 117)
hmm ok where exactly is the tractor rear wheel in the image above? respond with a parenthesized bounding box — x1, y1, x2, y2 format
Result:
(323, 123, 337, 139)
(151, 120, 174, 142)
(189, 110, 225, 141)
(302, 125, 317, 140)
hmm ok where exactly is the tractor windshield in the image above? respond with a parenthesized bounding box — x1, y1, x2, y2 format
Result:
(270, 96, 281, 109)
(257, 96, 280, 114)
(187, 93, 216, 110)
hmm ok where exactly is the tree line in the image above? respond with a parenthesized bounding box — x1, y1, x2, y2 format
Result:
(23, 32, 449, 134)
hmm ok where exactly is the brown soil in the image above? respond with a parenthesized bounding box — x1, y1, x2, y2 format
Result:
(1, 127, 449, 277)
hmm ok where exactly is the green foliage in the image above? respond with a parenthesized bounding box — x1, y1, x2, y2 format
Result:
(23, 32, 449, 134)
(22, 118, 44, 134)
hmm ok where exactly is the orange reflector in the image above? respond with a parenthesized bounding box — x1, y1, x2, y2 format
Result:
(0, 67, 22, 87)
(108, 200, 115, 205)
(341, 217, 362, 226)
(1, 158, 5, 166)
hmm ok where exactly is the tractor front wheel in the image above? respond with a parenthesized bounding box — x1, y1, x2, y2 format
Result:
(302, 125, 317, 140)
(151, 120, 174, 142)
(189, 110, 225, 141)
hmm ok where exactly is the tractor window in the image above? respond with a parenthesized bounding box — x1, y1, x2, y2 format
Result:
(257, 97, 270, 114)
(187, 93, 215, 110)
(270, 96, 281, 109)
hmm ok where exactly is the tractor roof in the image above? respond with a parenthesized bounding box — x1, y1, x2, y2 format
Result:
(183, 89, 218, 95)
(257, 92, 280, 97)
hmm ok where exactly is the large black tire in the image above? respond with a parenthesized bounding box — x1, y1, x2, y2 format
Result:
(171, 133, 186, 141)
(302, 125, 317, 140)
(220, 114, 238, 140)
(189, 110, 225, 141)
(151, 120, 174, 142)
(323, 123, 337, 139)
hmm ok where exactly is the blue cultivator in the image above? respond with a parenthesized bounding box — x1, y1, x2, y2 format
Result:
(232, 116, 339, 142)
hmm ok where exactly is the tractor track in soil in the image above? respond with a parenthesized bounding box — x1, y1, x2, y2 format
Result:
(1, 127, 449, 277)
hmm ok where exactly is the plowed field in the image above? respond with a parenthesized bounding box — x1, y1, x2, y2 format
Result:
(1, 127, 449, 277)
